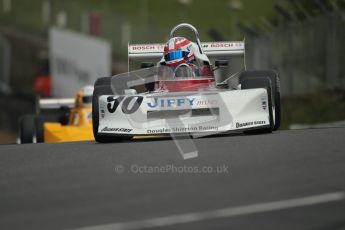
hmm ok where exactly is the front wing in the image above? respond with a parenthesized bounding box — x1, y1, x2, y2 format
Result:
(97, 89, 270, 136)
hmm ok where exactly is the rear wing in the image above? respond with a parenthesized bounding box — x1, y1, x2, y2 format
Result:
(128, 41, 245, 60)
(38, 98, 75, 110)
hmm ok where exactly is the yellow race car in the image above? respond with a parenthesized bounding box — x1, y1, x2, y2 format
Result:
(18, 86, 94, 143)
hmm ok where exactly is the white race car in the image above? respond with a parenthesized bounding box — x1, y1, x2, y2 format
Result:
(92, 23, 280, 142)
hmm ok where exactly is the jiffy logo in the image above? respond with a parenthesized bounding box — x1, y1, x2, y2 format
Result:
(147, 98, 196, 108)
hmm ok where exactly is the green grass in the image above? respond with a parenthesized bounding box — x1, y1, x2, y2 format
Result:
(89, 0, 277, 40)
(0, 0, 277, 57)
(281, 90, 345, 129)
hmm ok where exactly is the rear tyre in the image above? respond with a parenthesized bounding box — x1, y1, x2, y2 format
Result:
(92, 85, 132, 143)
(94, 77, 111, 87)
(241, 77, 274, 134)
(240, 70, 281, 130)
(18, 115, 35, 144)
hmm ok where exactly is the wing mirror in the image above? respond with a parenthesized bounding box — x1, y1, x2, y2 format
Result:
(140, 62, 154, 69)
(215, 60, 229, 68)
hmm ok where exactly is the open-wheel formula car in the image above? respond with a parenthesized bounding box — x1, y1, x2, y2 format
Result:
(18, 86, 94, 143)
(92, 23, 280, 143)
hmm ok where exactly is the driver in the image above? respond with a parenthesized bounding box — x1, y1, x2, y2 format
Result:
(160, 37, 212, 77)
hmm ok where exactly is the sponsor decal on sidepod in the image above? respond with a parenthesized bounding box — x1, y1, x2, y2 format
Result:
(147, 97, 218, 108)
(101, 127, 133, 133)
(236, 121, 266, 129)
(147, 98, 195, 108)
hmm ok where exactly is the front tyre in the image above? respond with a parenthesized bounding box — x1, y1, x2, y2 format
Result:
(35, 116, 45, 143)
(92, 85, 132, 143)
(94, 77, 111, 87)
(241, 76, 274, 134)
(18, 115, 36, 144)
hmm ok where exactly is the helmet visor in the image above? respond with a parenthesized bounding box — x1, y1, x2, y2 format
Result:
(164, 50, 189, 62)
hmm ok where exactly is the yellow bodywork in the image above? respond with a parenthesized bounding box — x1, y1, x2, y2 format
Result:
(44, 89, 94, 143)
(43, 87, 164, 143)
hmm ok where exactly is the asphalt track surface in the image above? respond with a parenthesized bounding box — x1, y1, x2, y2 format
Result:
(1, 128, 345, 230)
